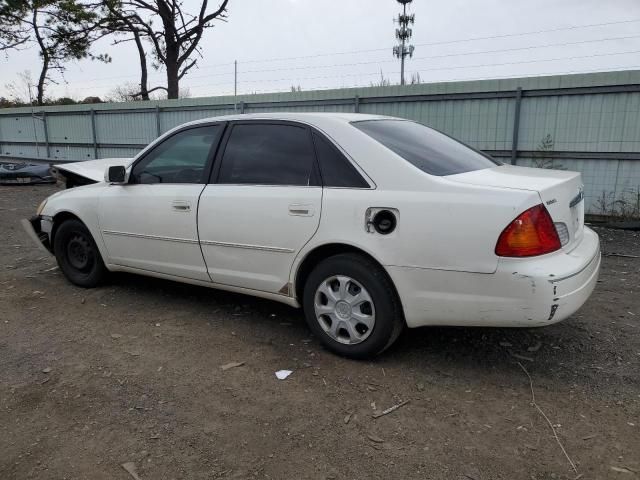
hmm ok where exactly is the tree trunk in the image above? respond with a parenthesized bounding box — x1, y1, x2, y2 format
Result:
(132, 30, 149, 100)
(37, 56, 48, 105)
(163, 20, 179, 99)
(165, 49, 179, 99)
(32, 9, 48, 106)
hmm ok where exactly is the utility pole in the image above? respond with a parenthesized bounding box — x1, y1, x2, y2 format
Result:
(234, 60, 237, 112)
(393, 0, 415, 86)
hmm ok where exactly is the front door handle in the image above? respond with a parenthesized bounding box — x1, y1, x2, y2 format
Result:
(288, 204, 314, 217)
(172, 200, 191, 212)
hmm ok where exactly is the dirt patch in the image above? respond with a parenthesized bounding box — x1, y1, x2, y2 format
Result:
(1, 185, 639, 479)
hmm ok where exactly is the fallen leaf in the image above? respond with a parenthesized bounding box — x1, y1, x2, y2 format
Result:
(511, 353, 534, 362)
(121, 462, 143, 480)
(221, 361, 244, 371)
(42, 367, 51, 374)
(367, 433, 384, 443)
(527, 341, 542, 352)
(610, 466, 637, 474)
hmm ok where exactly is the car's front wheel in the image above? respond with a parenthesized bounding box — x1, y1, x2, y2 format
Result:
(302, 253, 404, 359)
(53, 219, 107, 288)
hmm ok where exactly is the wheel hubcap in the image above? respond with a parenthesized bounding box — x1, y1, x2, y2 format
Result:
(314, 275, 376, 345)
(66, 233, 92, 271)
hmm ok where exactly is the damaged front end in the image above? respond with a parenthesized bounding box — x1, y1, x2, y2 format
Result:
(51, 166, 98, 189)
(52, 157, 131, 189)
(21, 215, 53, 254)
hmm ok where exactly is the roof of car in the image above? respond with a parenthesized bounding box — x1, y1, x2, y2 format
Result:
(183, 112, 398, 128)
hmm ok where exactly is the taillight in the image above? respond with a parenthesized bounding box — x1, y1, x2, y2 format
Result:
(495, 204, 561, 257)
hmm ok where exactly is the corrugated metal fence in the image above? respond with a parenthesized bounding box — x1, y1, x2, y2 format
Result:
(1, 70, 640, 216)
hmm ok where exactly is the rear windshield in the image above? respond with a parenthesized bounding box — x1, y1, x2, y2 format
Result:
(352, 119, 501, 176)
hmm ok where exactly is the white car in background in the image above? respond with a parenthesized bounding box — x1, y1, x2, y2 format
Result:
(23, 113, 600, 358)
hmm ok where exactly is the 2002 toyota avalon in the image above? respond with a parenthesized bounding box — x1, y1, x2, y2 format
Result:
(23, 113, 600, 358)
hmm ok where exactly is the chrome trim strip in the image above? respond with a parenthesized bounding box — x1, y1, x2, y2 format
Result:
(199, 239, 294, 253)
(569, 188, 584, 208)
(102, 230, 294, 253)
(102, 230, 199, 244)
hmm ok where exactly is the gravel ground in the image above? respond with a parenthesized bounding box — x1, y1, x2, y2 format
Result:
(1, 185, 639, 480)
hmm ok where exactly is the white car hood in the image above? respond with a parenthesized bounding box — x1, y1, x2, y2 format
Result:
(55, 157, 132, 182)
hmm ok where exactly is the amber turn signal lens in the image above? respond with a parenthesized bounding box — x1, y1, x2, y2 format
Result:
(495, 204, 561, 257)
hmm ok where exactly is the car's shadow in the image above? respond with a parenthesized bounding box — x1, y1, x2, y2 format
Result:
(109, 271, 600, 383)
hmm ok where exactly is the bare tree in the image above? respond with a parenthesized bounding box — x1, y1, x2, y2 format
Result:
(107, 81, 158, 101)
(370, 69, 392, 87)
(101, 0, 229, 99)
(4, 70, 35, 105)
(99, 2, 160, 100)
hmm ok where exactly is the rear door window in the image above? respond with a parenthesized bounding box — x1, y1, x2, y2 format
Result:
(352, 119, 500, 176)
(218, 123, 316, 186)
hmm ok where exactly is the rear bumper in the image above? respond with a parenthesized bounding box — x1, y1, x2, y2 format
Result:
(21, 215, 53, 254)
(388, 227, 601, 328)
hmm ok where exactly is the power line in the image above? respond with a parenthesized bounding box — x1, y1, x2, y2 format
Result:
(41, 17, 640, 96)
(181, 49, 640, 90)
(76, 16, 640, 85)
(221, 34, 640, 77)
(185, 64, 640, 95)
(66, 45, 640, 94)
(224, 17, 640, 66)
(63, 33, 640, 89)
(407, 48, 640, 75)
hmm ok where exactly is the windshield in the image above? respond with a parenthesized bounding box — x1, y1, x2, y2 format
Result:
(352, 119, 501, 176)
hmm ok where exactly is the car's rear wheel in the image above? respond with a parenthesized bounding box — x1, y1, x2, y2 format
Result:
(53, 219, 107, 288)
(302, 253, 404, 359)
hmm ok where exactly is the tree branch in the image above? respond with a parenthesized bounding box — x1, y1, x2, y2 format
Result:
(178, 59, 196, 79)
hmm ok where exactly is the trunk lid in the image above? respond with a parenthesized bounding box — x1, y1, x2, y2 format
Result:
(447, 164, 585, 249)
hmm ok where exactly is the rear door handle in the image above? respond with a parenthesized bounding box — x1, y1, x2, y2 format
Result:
(288, 204, 314, 217)
(172, 200, 191, 212)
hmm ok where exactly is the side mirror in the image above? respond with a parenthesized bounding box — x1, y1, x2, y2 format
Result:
(105, 165, 127, 184)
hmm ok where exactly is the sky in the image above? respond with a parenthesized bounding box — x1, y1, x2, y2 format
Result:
(2, 0, 640, 100)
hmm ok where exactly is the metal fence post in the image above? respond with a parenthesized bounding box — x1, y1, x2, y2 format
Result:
(42, 111, 50, 158)
(90, 109, 98, 159)
(510, 87, 523, 165)
(0, 114, 2, 155)
(155, 105, 161, 137)
(354, 95, 360, 113)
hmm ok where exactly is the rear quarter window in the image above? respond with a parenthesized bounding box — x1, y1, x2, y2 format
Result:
(312, 132, 369, 188)
(352, 119, 500, 176)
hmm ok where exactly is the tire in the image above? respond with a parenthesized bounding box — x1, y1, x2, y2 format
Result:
(53, 219, 107, 288)
(302, 253, 404, 359)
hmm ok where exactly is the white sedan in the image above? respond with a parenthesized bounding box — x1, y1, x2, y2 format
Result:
(24, 113, 600, 358)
